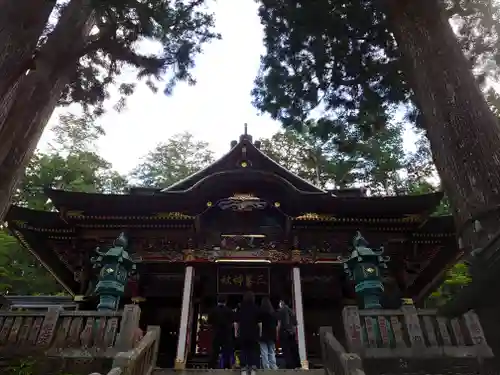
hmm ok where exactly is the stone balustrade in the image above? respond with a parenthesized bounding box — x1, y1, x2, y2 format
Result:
(320, 326, 365, 375)
(342, 305, 493, 359)
(0, 304, 142, 374)
(89, 326, 160, 375)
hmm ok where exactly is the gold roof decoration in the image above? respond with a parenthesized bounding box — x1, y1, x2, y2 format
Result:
(66, 210, 84, 217)
(154, 212, 194, 220)
(402, 214, 424, 222)
(219, 193, 267, 211)
(231, 193, 259, 201)
(294, 213, 336, 221)
(11, 219, 27, 227)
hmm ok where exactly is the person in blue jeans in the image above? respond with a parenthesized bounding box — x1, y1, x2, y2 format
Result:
(259, 297, 278, 370)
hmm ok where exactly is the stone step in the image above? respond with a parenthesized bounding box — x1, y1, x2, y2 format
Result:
(153, 369, 325, 375)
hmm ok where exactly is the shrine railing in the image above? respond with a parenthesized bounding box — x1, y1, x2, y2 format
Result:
(342, 305, 494, 358)
(0, 304, 141, 361)
(320, 326, 365, 375)
(90, 326, 160, 375)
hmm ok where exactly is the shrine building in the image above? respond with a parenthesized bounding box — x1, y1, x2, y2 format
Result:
(5, 130, 460, 369)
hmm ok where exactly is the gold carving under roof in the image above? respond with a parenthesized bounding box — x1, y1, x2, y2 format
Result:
(295, 213, 335, 221)
(154, 212, 194, 220)
(231, 193, 258, 201)
(218, 193, 267, 211)
(402, 214, 423, 222)
(11, 220, 27, 227)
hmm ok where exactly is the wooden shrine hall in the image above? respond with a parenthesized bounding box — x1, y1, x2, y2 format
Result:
(5, 130, 460, 369)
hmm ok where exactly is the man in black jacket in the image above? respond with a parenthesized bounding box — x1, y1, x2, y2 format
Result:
(235, 292, 261, 375)
(208, 295, 235, 369)
(277, 299, 300, 369)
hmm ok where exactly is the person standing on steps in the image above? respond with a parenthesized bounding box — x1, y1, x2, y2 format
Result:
(235, 291, 262, 375)
(259, 297, 278, 370)
(208, 295, 235, 369)
(277, 299, 300, 369)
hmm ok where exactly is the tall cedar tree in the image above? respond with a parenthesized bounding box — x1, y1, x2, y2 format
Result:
(0, 0, 54, 100)
(0, 0, 218, 221)
(0, 0, 54, 125)
(0, 113, 126, 295)
(253, 0, 500, 251)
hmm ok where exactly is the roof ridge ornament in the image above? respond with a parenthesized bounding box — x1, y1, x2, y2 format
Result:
(240, 122, 253, 143)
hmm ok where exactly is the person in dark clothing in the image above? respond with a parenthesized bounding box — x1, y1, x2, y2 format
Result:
(259, 297, 278, 370)
(208, 295, 235, 369)
(235, 291, 261, 375)
(277, 299, 300, 369)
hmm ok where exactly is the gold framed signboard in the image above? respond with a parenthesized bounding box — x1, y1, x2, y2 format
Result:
(217, 267, 270, 295)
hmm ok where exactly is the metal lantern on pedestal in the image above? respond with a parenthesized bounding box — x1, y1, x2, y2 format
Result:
(91, 232, 136, 311)
(341, 231, 390, 309)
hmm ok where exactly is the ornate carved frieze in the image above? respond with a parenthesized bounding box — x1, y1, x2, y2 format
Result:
(218, 194, 268, 211)
(267, 249, 289, 262)
(201, 235, 285, 252)
(133, 237, 186, 253)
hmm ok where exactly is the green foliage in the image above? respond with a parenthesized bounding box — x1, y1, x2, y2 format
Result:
(253, 0, 410, 131)
(5, 357, 76, 375)
(17, 151, 127, 210)
(260, 126, 360, 189)
(426, 262, 471, 307)
(56, 0, 220, 116)
(354, 124, 406, 195)
(16, 114, 127, 210)
(49, 113, 105, 154)
(0, 113, 127, 296)
(0, 230, 63, 296)
(446, 0, 500, 83)
(260, 121, 421, 195)
(131, 132, 215, 188)
(253, 0, 500, 133)
(6, 358, 37, 375)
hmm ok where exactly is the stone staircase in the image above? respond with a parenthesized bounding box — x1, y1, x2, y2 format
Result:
(91, 315, 497, 375)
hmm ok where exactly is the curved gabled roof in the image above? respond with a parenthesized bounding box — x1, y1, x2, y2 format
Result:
(161, 134, 326, 194)
(13, 130, 446, 219)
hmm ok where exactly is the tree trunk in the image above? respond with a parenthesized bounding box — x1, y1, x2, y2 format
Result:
(0, 0, 55, 101)
(0, 0, 94, 221)
(384, 0, 500, 251)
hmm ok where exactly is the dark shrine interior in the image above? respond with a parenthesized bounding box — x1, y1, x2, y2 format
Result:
(132, 262, 349, 368)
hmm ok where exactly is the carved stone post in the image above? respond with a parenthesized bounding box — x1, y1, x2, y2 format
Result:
(342, 305, 364, 354)
(401, 304, 425, 349)
(463, 310, 493, 357)
(116, 304, 141, 351)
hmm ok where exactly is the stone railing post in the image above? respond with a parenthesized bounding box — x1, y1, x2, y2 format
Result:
(342, 306, 364, 354)
(116, 304, 141, 351)
(463, 310, 493, 357)
(320, 326, 365, 375)
(36, 306, 62, 347)
(148, 325, 161, 366)
(401, 304, 425, 349)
